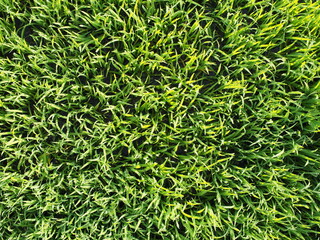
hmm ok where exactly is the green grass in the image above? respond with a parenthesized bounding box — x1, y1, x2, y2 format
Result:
(0, 0, 319, 239)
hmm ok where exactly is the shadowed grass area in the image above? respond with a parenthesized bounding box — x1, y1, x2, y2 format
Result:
(0, 0, 319, 239)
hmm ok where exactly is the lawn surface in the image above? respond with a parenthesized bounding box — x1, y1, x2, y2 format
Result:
(0, 0, 320, 239)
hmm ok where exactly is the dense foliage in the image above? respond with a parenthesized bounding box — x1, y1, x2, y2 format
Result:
(0, 0, 319, 239)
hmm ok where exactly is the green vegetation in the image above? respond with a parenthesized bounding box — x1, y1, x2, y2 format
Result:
(0, 0, 319, 239)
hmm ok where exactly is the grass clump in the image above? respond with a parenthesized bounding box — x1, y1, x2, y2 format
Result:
(0, 0, 319, 239)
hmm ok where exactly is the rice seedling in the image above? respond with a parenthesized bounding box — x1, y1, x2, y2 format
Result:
(0, 0, 319, 239)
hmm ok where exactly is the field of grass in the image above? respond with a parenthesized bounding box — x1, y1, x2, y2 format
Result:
(0, 0, 319, 239)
